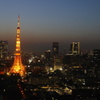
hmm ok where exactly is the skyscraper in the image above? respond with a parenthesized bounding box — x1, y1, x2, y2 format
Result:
(0, 41, 8, 59)
(45, 50, 51, 60)
(52, 42, 59, 57)
(70, 42, 80, 55)
(9, 16, 25, 77)
(54, 58, 62, 71)
(93, 49, 100, 78)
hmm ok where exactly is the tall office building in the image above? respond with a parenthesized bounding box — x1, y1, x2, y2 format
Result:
(52, 42, 59, 57)
(93, 49, 100, 78)
(45, 50, 51, 60)
(9, 16, 25, 77)
(54, 58, 62, 71)
(70, 42, 80, 55)
(0, 41, 8, 59)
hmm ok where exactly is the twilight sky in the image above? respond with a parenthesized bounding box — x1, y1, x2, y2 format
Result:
(0, 0, 100, 53)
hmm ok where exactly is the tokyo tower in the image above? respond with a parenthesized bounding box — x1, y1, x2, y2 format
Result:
(9, 16, 26, 77)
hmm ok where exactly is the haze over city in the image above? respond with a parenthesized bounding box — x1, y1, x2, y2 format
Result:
(0, 0, 100, 53)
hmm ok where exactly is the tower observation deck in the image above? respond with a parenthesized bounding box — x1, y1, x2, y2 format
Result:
(9, 16, 26, 77)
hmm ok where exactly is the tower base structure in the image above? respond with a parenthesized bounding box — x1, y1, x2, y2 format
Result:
(9, 53, 26, 77)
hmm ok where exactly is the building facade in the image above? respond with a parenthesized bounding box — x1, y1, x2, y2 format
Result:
(70, 42, 80, 55)
(93, 49, 100, 78)
(0, 41, 8, 59)
(52, 42, 59, 57)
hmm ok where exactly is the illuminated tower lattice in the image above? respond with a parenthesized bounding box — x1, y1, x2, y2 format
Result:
(9, 16, 25, 77)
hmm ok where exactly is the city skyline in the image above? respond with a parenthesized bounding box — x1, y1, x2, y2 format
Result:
(0, 0, 100, 53)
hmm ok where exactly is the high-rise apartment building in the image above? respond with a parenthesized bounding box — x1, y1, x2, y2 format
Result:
(52, 42, 59, 57)
(70, 42, 80, 55)
(0, 41, 8, 59)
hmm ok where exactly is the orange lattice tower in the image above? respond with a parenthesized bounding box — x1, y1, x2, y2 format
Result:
(9, 16, 25, 77)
